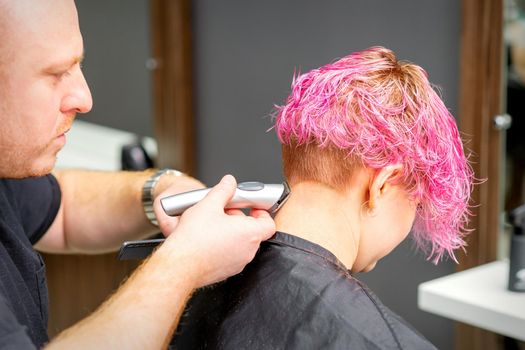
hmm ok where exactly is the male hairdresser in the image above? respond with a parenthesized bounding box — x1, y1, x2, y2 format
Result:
(0, 0, 275, 348)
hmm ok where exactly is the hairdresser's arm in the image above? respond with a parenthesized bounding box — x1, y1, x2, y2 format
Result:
(45, 175, 275, 349)
(35, 169, 204, 254)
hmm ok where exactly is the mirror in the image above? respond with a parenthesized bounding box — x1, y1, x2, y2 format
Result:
(504, 0, 525, 258)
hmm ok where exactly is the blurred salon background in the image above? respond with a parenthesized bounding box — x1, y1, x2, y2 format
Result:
(47, 1, 525, 349)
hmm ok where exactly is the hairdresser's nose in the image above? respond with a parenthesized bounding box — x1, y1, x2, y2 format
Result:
(60, 67, 93, 115)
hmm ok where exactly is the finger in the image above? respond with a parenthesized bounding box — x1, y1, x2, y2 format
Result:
(225, 208, 245, 216)
(249, 209, 272, 219)
(200, 174, 237, 209)
(251, 213, 276, 240)
(259, 221, 276, 240)
(158, 216, 180, 237)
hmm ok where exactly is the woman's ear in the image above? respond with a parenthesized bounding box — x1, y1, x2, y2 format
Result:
(368, 164, 403, 211)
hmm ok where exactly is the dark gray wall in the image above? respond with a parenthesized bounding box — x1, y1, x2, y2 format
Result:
(193, 1, 460, 349)
(76, 0, 154, 137)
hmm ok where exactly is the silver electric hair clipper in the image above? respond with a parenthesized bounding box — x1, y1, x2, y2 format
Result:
(118, 181, 290, 260)
(161, 181, 290, 216)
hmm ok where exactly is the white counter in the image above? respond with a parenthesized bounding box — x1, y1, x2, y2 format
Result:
(418, 260, 525, 341)
(55, 120, 157, 171)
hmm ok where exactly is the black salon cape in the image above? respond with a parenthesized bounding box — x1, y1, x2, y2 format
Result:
(0, 175, 61, 349)
(172, 232, 437, 350)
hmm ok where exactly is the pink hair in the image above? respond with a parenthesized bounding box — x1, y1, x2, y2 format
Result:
(274, 47, 474, 263)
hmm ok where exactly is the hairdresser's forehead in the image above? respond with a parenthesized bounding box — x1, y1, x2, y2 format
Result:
(0, 0, 82, 69)
(1, 0, 79, 48)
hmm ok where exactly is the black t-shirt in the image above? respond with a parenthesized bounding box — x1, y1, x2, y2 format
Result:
(172, 232, 437, 350)
(0, 175, 61, 349)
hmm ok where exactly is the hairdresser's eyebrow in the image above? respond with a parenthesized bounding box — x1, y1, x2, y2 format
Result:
(43, 54, 84, 74)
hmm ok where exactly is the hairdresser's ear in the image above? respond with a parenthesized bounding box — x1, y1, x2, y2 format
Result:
(368, 164, 403, 210)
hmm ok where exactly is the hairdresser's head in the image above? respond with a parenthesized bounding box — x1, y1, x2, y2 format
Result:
(0, 0, 92, 178)
(275, 47, 473, 266)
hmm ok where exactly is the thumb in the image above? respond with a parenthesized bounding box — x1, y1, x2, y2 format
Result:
(200, 174, 237, 209)
(250, 209, 276, 240)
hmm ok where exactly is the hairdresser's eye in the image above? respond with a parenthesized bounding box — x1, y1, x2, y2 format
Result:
(53, 70, 72, 81)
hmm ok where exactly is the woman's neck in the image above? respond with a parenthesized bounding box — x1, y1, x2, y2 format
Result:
(274, 182, 362, 269)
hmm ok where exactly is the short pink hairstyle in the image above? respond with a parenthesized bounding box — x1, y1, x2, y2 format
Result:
(274, 47, 474, 263)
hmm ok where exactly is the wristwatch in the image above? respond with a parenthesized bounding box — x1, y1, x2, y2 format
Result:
(142, 169, 183, 226)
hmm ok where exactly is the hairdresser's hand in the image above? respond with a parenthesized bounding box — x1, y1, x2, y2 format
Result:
(157, 175, 275, 288)
(153, 174, 205, 235)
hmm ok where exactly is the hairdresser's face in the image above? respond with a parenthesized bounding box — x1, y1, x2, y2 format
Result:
(0, 0, 92, 178)
(353, 184, 417, 273)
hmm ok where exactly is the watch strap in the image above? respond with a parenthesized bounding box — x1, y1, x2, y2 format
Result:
(142, 169, 183, 226)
